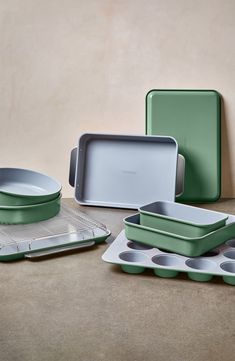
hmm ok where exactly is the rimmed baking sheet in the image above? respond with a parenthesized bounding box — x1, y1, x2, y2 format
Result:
(70, 134, 179, 209)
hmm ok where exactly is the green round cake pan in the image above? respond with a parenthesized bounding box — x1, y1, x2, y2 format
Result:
(0, 194, 61, 224)
(0, 168, 62, 206)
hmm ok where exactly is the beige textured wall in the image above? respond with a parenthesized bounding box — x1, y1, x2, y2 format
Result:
(1, 0, 235, 197)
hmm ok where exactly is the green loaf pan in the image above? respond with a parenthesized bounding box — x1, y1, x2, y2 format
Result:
(0, 194, 61, 224)
(0, 168, 62, 206)
(124, 214, 235, 257)
(139, 201, 228, 238)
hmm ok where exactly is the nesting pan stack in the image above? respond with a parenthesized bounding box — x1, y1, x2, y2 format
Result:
(0, 168, 61, 224)
(125, 201, 229, 257)
(103, 201, 235, 285)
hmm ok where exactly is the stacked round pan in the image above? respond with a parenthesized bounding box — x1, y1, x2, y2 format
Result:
(0, 168, 62, 224)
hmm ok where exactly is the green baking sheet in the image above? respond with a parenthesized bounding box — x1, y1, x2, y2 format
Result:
(146, 90, 221, 202)
(0, 204, 111, 261)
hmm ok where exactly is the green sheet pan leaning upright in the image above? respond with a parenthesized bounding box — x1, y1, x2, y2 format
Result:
(146, 90, 221, 202)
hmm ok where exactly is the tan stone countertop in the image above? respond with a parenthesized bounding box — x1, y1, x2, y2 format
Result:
(1, 198, 235, 361)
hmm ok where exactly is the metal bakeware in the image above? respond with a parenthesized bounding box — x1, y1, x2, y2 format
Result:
(70, 133, 179, 209)
(146, 89, 221, 202)
(0, 168, 62, 206)
(139, 201, 228, 237)
(124, 213, 235, 257)
(102, 230, 235, 285)
(0, 195, 61, 224)
(0, 204, 110, 261)
(70, 149, 185, 199)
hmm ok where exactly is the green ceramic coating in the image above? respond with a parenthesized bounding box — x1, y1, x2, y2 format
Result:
(0, 195, 61, 224)
(94, 234, 111, 244)
(139, 212, 226, 238)
(0, 191, 61, 206)
(124, 214, 235, 257)
(222, 276, 235, 286)
(188, 272, 213, 282)
(146, 89, 221, 202)
(121, 264, 145, 274)
(0, 232, 110, 262)
(117, 263, 235, 285)
(0, 253, 25, 262)
(154, 269, 179, 278)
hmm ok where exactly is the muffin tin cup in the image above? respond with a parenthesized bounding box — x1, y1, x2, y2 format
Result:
(222, 276, 235, 286)
(121, 264, 145, 274)
(124, 213, 235, 257)
(152, 254, 180, 278)
(154, 269, 179, 278)
(139, 201, 228, 238)
(102, 230, 235, 286)
(119, 250, 148, 274)
(221, 260, 235, 285)
(188, 273, 213, 282)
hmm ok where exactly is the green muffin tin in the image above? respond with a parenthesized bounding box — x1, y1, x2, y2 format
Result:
(0, 168, 62, 206)
(139, 201, 228, 238)
(0, 194, 61, 224)
(146, 89, 221, 202)
(124, 213, 235, 257)
(102, 230, 235, 285)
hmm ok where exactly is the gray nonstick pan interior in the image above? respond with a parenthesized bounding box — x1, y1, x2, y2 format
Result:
(71, 133, 179, 209)
(0, 168, 61, 200)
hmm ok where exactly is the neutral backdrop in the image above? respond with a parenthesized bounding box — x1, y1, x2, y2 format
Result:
(1, 0, 235, 197)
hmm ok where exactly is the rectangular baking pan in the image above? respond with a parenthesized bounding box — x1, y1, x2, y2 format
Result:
(146, 89, 221, 202)
(139, 201, 228, 237)
(124, 213, 235, 257)
(70, 133, 179, 209)
(102, 230, 235, 285)
(70, 149, 185, 199)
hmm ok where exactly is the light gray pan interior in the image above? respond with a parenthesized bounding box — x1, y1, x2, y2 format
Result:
(70, 148, 184, 197)
(140, 201, 228, 225)
(0, 168, 61, 196)
(74, 134, 178, 209)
